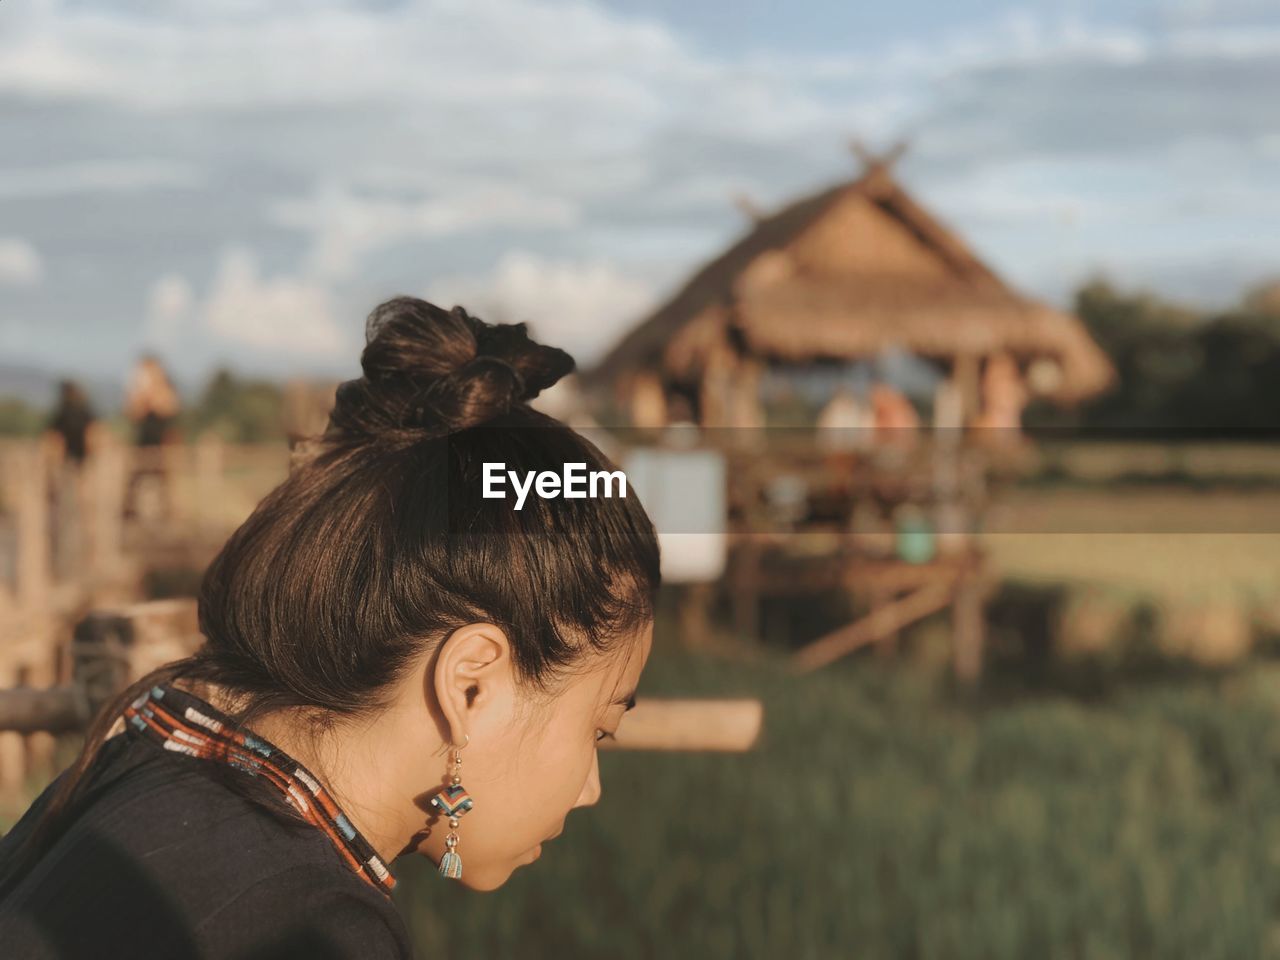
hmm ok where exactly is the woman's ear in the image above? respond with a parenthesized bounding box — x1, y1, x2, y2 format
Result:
(430, 622, 515, 750)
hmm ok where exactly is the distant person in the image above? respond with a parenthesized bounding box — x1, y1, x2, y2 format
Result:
(42, 380, 100, 579)
(0, 298, 660, 959)
(871, 382, 921, 449)
(123, 355, 181, 521)
(626, 372, 668, 430)
(816, 384, 872, 452)
(970, 351, 1028, 444)
(125, 354, 180, 447)
(666, 394, 696, 428)
(45, 380, 97, 469)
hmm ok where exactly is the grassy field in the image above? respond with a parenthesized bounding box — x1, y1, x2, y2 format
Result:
(388, 619, 1280, 960)
(985, 531, 1280, 599)
(978, 488, 1280, 666)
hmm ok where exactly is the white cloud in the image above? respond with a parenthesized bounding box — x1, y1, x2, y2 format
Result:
(3, 0, 1232, 118)
(269, 179, 580, 280)
(202, 248, 348, 357)
(0, 159, 203, 199)
(426, 251, 656, 366)
(1162, 0, 1280, 29)
(0, 237, 44, 285)
(144, 273, 194, 346)
(144, 248, 350, 360)
(5, 0, 1280, 374)
(1164, 25, 1280, 57)
(0, 0, 691, 111)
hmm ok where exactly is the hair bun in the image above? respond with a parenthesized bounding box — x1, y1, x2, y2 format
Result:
(326, 297, 575, 441)
(404, 354, 525, 433)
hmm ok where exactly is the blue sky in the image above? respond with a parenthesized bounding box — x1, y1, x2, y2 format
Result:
(1, 0, 1278, 391)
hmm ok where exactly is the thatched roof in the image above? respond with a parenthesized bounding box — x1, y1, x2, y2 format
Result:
(586, 163, 1115, 404)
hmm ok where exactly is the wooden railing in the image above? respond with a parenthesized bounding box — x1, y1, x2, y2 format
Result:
(0, 599, 762, 799)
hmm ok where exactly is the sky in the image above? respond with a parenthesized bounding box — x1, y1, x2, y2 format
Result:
(1, 0, 1279, 392)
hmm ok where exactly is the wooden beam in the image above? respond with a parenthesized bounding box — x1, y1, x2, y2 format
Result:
(791, 580, 956, 673)
(882, 138, 910, 168)
(2, 600, 766, 753)
(0, 687, 85, 734)
(849, 137, 876, 168)
(606, 697, 763, 752)
(849, 137, 910, 173)
(873, 584, 901, 658)
(0, 688, 766, 753)
(732, 192, 765, 223)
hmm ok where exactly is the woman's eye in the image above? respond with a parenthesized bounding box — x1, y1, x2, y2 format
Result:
(595, 729, 616, 743)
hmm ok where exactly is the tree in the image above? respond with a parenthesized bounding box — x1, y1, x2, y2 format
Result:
(183, 368, 286, 443)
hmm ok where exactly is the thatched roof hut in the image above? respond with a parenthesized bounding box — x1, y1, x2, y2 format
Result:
(585, 155, 1115, 428)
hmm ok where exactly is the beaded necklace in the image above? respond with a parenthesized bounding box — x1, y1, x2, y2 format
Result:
(123, 683, 396, 895)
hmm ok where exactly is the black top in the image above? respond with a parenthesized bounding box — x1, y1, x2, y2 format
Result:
(47, 404, 92, 462)
(0, 724, 414, 959)
(136, 410, 172, 447)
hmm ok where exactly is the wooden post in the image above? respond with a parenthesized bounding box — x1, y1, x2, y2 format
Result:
(951, 567, 986, 684)
(699, 342, 733, 428)
(0, 662, 23, 794)
(0, 577, 13, 636)
(89, 433, 126, 579)
(729, 357, 765, 431)
(952, 352, 982, 426)
(195, 432, 225, 536)
(18, 648, 58, 783)
(730, 538, 762, 644)
(0, 429, 52, 795)
(13, 441, 51, 618)
(162, 438, 190, 527)
(932, 378, 964, 433)
(677, 581, 715, 651)
(872, 584, 901, 658)
(628, 372, 669, 430)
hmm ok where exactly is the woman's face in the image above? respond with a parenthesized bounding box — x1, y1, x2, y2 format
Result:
(420, 619, 653, 891)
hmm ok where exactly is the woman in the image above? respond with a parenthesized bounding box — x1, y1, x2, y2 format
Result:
(43, 379, 100, 580)
(125, 353, 181, 446)
(46, 379, 97, 468)
(0, 298, 662, 959)
(122, 353, 182, 521)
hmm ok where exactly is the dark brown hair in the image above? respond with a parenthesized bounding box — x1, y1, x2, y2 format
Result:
(2, 297, 660, 889)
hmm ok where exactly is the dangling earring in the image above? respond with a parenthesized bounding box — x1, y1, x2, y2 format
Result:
(430, 733, 474, 879)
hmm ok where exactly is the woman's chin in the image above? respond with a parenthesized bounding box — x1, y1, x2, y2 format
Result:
(503, 844, 542, 874)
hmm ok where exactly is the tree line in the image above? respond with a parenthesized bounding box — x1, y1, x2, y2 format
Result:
(1025, 279, 1280, 436)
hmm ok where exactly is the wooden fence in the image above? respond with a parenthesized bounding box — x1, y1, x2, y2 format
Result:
(0, 433, 289, 801)
(0, 597, 761, 821)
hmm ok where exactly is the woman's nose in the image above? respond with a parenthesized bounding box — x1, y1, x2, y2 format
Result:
(573, 749, 602, 808)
